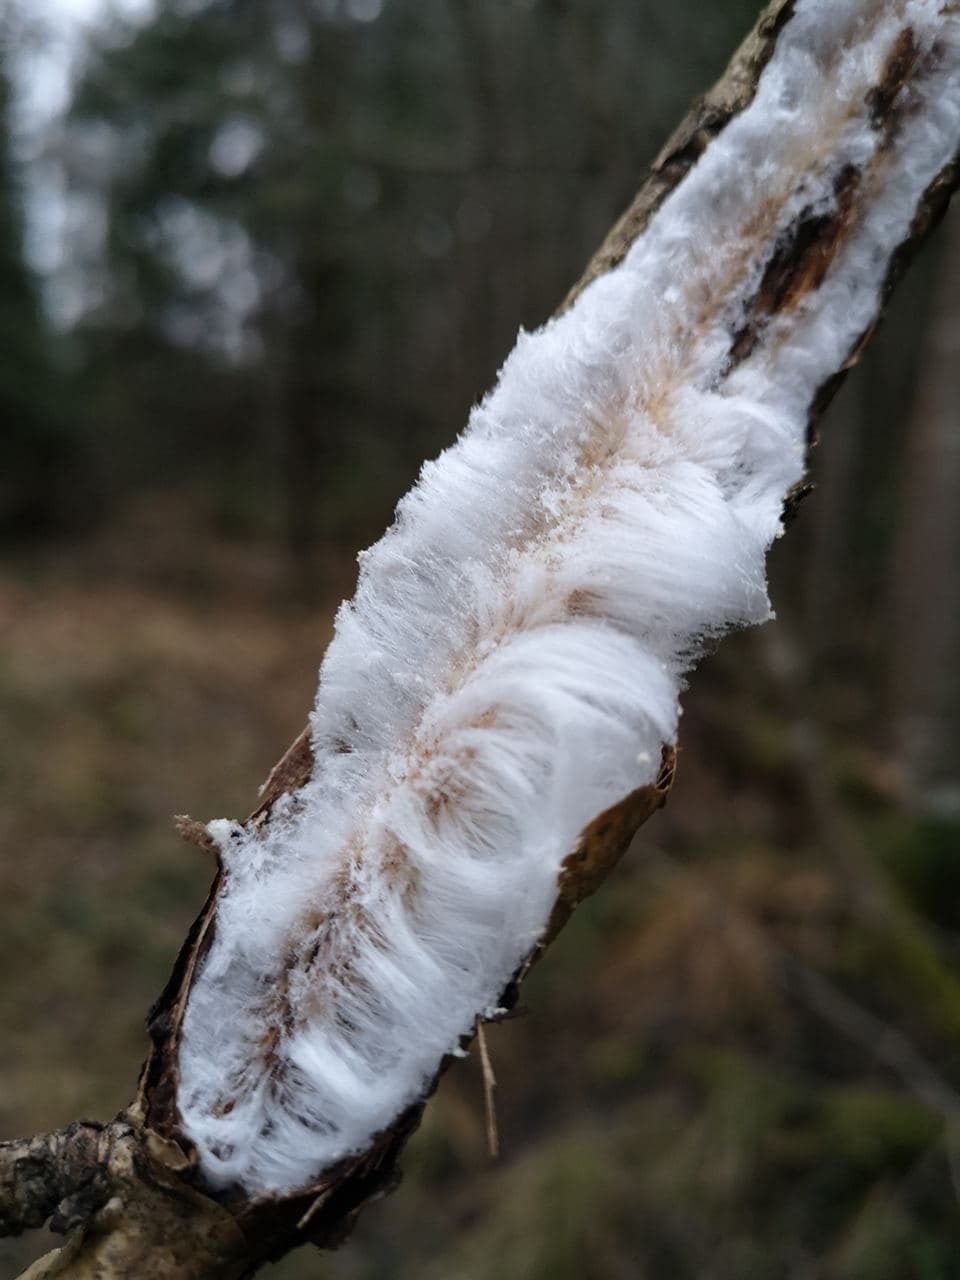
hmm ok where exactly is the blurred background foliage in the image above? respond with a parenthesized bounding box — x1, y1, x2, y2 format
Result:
(1, 0, 959, 1276)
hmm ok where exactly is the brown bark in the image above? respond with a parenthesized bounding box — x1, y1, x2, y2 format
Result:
(2, 1, 957, 1275)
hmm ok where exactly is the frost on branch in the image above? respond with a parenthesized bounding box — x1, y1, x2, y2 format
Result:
(145, 0, 960, 1199)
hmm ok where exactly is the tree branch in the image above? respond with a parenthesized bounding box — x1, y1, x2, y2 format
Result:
(3, 0, 958, 1274)
(1, 1120, 248, 1280)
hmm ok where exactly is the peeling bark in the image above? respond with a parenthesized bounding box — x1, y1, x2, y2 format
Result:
(2, 0, 958, 1274)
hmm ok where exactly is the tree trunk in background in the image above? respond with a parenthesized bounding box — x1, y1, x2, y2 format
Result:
(803, 375, 867, 665)
(889, 208, 960, 815)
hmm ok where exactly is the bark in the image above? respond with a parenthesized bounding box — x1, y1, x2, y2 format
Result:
(2, 1, 958, 1275)
(0, 1122, 247, 1280)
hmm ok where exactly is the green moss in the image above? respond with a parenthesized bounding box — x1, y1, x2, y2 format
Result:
(819, 1087, 942, 1176)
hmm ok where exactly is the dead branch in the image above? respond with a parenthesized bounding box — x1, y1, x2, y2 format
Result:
(2, 0, 958, 1275)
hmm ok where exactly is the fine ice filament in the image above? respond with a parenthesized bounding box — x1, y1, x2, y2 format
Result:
(176, 0, 960, 1195)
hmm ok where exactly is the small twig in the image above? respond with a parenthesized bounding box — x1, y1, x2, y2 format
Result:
(475, 1020, 500, 1160)
(173, 816, 220, 857)
(296, 1188, 332, 1232)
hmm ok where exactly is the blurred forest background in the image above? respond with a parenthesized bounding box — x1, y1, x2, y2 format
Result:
(1, 0, 959, 1276)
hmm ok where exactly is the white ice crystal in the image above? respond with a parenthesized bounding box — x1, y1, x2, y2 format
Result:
(176, 0, 960, 1195)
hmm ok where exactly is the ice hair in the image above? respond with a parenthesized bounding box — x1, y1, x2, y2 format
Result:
(175, 0, 960, 1195)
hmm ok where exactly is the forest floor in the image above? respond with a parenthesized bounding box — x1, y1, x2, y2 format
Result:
(3, 507, 960, 1280)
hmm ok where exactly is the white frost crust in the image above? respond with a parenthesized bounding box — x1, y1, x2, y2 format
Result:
(176, 0, 960, 1195)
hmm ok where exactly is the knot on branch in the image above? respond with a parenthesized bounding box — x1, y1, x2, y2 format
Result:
(0, 1122, 112, 1238)
(2, 1118, 251, 1279)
